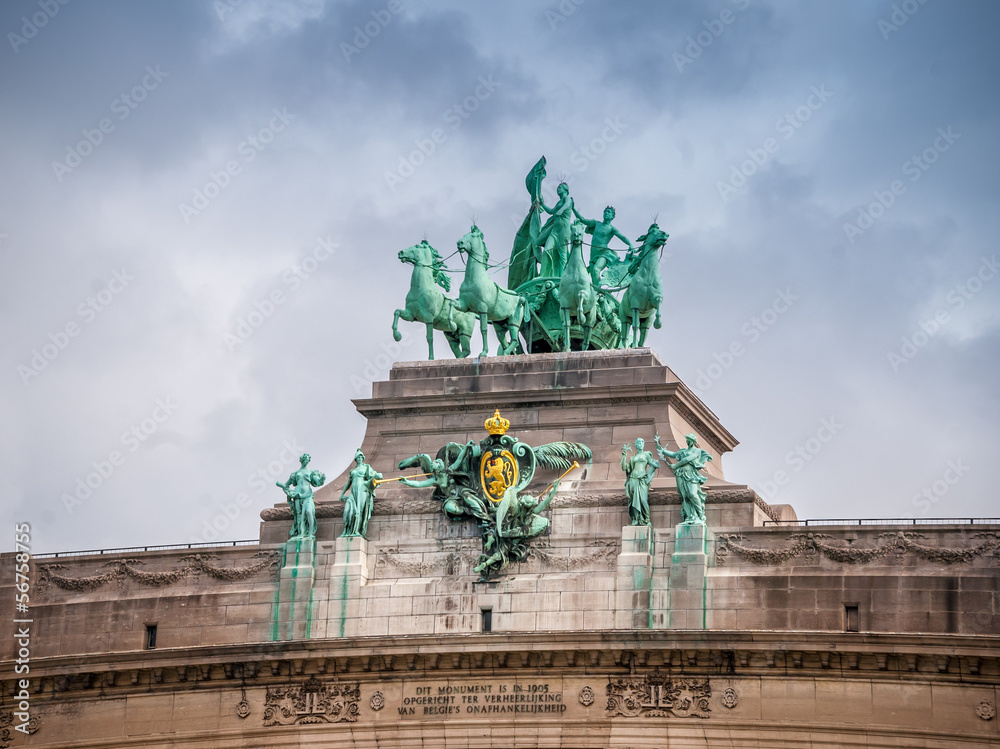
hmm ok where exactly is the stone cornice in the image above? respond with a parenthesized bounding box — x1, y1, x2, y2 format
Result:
(351, 382, 738, 453)
(260, 488, 777, 521)
(5, 631, 997, 700)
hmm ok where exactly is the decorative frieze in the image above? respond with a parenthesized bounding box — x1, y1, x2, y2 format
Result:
(717, 532, 1000, 566)
(606, 671, 711, 719)
(263, 677, 360, 726)
(36, 551, 281, 593)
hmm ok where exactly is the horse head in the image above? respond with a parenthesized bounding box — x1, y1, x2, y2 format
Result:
(637, 223, 669, 252)
(571, 220, 586, 245)
(398, 240, 432, 266)
(399, 240, 450, 290)
(457, 225, 489, 266)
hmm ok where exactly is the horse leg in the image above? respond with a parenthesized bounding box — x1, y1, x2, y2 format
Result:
(425, 323, 435, 360)
(653, 297, 663, 330)
(510, 296, 527, 354)
(445, 301, 456, 332)
(478, 312, 489, 357)
(562, 307, 571, 352)
(392, 308, 411, 342)
(582, 305, 595, 350)
(458, 318, 472, 357)
(493, 322, 511, 356)
(630, 308, 640, 348)
(638, 314, 653, 347)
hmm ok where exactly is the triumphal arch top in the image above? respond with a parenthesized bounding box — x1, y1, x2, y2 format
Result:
(2, 159, 998, 748)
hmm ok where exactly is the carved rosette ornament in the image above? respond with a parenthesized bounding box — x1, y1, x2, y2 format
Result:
(263, 678, 360, 726)
(579, 686, 595, 706)
(236, 686, 251, 719)
(370, 691, 385, 712)
(0, 711, 40, 748)
(606, 671, 711, 719)
(977, 700, 996, 721)
(721, 687, 738, 709)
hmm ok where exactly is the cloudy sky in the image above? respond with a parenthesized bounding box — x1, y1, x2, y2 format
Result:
(2, 0, 998, 553)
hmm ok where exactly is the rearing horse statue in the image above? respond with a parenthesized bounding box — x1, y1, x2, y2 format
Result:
(393, 241, 475, 360)
(619, 223, 669, 348)
(557, 221, 597, 351)
(455, 226, 527, 357)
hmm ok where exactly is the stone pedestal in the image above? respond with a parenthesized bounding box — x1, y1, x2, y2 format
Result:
(326, 535, 370, 639)
(615, 525, 654, 629)
(667, 523, 713, 630)
(273, 537, 316, 641)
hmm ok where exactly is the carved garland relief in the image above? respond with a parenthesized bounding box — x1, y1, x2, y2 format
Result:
(35, 552, 281, 593)
(717, 532, 1000, 566)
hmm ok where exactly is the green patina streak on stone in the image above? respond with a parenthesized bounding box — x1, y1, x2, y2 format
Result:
(647, 534, 657, 631)
(270, 542, 288, 641)
(337, 547, 350, 639)
(286, 538, 300, 642)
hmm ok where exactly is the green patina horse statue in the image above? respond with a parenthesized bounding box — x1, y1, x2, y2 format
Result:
(557, 221, 597, 351)
(456, 226, 527, 357)
(619, 223, 669, 348)
(393, 240, 475, 359)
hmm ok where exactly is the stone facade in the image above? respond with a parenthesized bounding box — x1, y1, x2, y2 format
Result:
(1, 349, 997, 748)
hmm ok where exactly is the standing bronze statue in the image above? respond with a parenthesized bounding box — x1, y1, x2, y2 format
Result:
(276, 453, 325, 540)
(620, 438, 658, 526)
(655, 433, 712, 525)
(536, 182, 575, 278)
(573, 204, 634, 286)
(339, 449, 382, 538)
